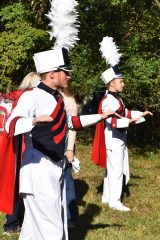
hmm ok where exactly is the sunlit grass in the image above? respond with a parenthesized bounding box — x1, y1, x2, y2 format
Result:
(0, 141, 160, 240)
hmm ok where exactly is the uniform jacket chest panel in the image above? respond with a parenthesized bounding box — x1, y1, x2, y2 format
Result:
(102, 94, 125, 117)
(32, 88, 58, 116)
(31, 88, 66, 161)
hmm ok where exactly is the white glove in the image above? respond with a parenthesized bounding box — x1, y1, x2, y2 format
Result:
(72, 157, 80, 173)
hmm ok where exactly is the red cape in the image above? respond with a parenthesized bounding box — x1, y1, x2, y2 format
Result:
(0, 132, 16, 214)
(0, 90, 24, 214)
(91, 96, 107, 168)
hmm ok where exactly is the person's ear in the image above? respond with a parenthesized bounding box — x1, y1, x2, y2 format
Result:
(50, 71, 56, 79)
(110, 79, 114, 88)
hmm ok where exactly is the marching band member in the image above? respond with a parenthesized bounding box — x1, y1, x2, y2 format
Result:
(6, 48, 115, 240)
(91, 37, 153, 212)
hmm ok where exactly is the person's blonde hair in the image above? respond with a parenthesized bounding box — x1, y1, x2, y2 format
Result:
(18, 72, 40, 90)
(58, 86, 73, 97)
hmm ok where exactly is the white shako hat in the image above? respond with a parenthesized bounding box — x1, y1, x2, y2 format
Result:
(34, 0, 80, 74)
(33, 47, 70, 74)
(101, 65, 124, 84)
(100, 36, 123, 84)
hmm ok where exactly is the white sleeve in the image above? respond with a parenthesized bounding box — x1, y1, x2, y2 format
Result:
(114, 117, 130, 128)
(131, 110, 143, 118)
(102, 96, 118, 125)
(102, 95, 130, 128)
(67, 114, 102, 130)
(79, 114, 102, 128)
(130, 110, 145, 124)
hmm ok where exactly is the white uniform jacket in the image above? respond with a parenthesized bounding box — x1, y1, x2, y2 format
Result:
(102, 91, 143, 150)
(5, 82, 103, 194)
(102, 91, 143, 184)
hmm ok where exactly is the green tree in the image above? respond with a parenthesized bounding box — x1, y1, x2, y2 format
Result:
(0, 0, 159, 146)
(0, 2, 50, 92)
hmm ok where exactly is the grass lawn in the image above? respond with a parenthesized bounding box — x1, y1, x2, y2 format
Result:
(0, 141, 160, 240)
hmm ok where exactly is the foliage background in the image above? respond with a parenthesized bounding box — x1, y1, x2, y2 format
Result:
(0, 0, 159, 148)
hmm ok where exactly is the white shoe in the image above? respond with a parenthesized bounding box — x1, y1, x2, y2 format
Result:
(102, 196, 109, 203)
(109, 202, 130, 212)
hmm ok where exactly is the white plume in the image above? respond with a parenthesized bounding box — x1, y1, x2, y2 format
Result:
(46, 0, 79, 52)
(99, 36, 122, 66)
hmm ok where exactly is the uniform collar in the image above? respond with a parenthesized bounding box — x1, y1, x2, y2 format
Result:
(37, 82, 59, 97)
(108, 91, 119, 99)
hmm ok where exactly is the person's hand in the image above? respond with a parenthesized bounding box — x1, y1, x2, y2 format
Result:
(64, 150, 74, 163)
(129, 118, 140, 125)
(33, 115, 53, 126)
(101, 109, 116, 120)
(142, 111, 153, 117)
